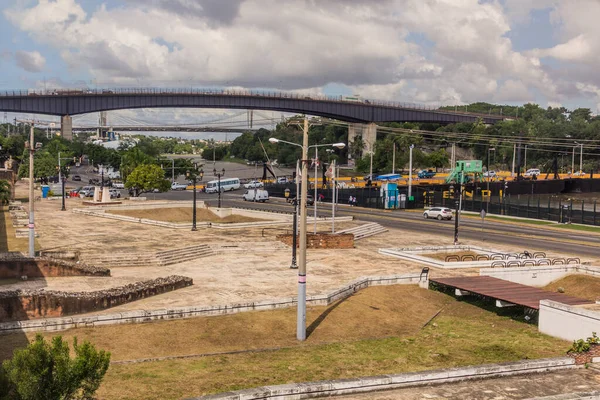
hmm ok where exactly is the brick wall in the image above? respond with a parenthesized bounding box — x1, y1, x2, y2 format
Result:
(0, 275, 193, 322)
(568, 344, 600, 365)
(277, 233, 354, 249)
(0, 255, 110, 279)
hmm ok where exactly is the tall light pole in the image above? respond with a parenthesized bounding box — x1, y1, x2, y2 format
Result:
(524, 145, 528, 170)
(572, 146, 575, 175)
(408, 144, 414, 199)
(392, 143, 396, 174)
(269, 132, 345, 341)
(213, 168, 225, 208)
(28, 124, 35, 257)
(187, 164, 203, 231)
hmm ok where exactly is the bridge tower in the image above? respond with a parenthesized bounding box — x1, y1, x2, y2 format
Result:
(60, 115, 73, 141)
(347, 122, 377, 159)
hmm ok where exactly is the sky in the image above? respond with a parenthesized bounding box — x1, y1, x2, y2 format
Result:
(1, 0, 600, 125)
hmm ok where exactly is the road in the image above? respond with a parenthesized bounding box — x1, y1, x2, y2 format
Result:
(66, 163, 600, 258)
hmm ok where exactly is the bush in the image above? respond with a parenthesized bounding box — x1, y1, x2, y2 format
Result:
(1, 334, 111, 400)
(569, 332, 599, 354)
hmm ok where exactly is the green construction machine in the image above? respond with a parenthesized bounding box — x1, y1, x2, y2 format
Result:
(445, 160, 483, 184)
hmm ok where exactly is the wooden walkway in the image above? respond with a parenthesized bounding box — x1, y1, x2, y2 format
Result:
(431, 276, 593, 310)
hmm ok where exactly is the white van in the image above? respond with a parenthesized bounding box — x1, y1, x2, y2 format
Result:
(243, 189, 269, 202)
(524, 168, 541, 177)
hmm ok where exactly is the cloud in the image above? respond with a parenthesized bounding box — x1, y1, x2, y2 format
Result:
(14, 50, 46, 72)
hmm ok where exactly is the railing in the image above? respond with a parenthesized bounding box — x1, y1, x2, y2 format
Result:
(0, 87, 507, 118)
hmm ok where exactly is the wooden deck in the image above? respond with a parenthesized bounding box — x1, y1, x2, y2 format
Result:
(431, 276, 593, 310)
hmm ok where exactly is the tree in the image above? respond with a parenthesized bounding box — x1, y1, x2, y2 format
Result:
(125, 164, 170, 196)
(1, 334, 110, 400)
(0, 180, 11, 205)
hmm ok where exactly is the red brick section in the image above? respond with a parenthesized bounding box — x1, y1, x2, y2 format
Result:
(0, 275, 193, 322)
(569, 344, 600, 365)
(0, 256, 110, 279)
(277, 233, 354, 249)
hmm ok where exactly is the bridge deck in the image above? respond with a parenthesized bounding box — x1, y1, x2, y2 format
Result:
(431, 276, 592, 310)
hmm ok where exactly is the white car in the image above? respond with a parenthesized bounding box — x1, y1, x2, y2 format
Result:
(112, 182, 125, 189)
(171, 182, 188, 191)
(244, 180, 264, 189)
(109, 189, 121, 199)
(524, 168, 541, 177)
(483, 170, 496, 178)
(573, 171, 587, 176)
(423, 207, 453, 220)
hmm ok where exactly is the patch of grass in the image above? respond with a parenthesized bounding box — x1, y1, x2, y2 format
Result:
(552, 224, 600, 233)
(480, 215, 554, 226)
(422, 251, 480, 262)
(544, 274, 600, 301)
(0, 286, 568, 399)
(108, 207, 265, 224)
(0, 207, 38, 253)
(0, 279, 19, 286)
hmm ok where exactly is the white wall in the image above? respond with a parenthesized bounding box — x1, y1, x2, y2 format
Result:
(480, 266, 574, 287)
(539, 300, 600, 341)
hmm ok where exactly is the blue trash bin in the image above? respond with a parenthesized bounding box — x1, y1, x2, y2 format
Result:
(41, 185, 50, 198)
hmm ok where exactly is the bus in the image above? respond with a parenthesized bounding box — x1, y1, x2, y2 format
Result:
(205, 178, 241, 193)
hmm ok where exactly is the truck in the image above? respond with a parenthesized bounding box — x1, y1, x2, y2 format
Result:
(171, 182, 188, 191)
(243, 189, 269, 202)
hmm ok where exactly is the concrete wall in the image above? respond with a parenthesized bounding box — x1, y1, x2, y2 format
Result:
(0, 256, 109, 279)
(480, 265, 600, 287)
(539, 300, 600, 342)
(0, 275, 193, 322)
(189, 358, 575, 400)
(277, 233, 354, 249)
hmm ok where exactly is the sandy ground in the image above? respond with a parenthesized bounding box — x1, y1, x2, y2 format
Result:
(3, 180, 588, 315)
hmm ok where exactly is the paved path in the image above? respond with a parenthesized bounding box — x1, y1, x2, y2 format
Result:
(336, 368, 600, 400)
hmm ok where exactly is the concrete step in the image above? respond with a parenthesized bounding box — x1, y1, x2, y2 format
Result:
(156, 250, 214, 262)
(338, 223, 387, 241)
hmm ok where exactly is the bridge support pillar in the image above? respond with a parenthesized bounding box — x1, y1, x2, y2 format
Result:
(364, 123, 377, 154)
(60, 115, 73, 141)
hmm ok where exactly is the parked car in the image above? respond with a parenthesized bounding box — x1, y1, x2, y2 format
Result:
(423, 207, 453, 220)
(573, 171, 587, 176)
(244, 180, 264, 189)
(524, 168, 541, 177)
(112, 182, 125, 189)
(483, 170, 497, 178)
(109, 189, 121, 199)
(171, 182, 188, 191)
(417, 170, 436, 179)
(242, 189, 269, 202)
(287, 195, 314, 206)
(277, 177, 289, 184)
(72, 175, 81, 181)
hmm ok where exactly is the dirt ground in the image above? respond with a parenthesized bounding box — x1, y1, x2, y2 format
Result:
(108, 207, 265, 223)
(544, 274, 600, 301)
(3, 180, 594, 315)
(421, 251, 481, 261)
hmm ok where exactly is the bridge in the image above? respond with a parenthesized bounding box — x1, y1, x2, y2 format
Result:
(0, 88, 506, 144)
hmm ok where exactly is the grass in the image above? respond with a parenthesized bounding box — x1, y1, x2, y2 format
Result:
(0, 286, 569, 399)
(0, 207, 39, 253)
(552, 224, 600, 233)
(544, 274, 600, 301)
(472, 214, 600, 233)
(0, 279, 19, 286)
(422, 251, 480, 262)
(108, 207, 265, 224)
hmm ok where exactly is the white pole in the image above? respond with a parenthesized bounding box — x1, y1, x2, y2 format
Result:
(524, 145, 527, 170)
(369, 150, 373, 180)
(297, 117, 309, 341)
(28, 124, 35, 257)
(332, 159, 336, 233)
(580, 144, 583, 174)
(392, 143, 395, 174)
(511, 143, 516, 178)
(172, 159, 175, 183)
(572, 146, 575, 175)
(408, 144, 414, 198)
(314, 147, 318, 234)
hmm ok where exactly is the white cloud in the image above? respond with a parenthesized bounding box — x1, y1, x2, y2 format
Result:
(14, 50, 45, 72)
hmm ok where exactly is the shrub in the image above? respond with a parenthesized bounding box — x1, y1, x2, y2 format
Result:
(569, 332, 599, 354)
(1, 334, 111, 400)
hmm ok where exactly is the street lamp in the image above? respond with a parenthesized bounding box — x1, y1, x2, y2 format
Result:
(186, 164, 203, 231)
(408, 144, 414, 199)
(269, 138, 345, 234)
(213, 168, 225, 208)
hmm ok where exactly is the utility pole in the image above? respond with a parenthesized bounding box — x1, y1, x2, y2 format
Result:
(408, 144, 414, 199)
(314, 146, 318, 234)
(572, 146, 575, 175)
(392, 143, 396, 174)
(28, 124, 35, 257)
(369, 150, 373, 180)
(511, 143, 516, 178)
(580, 143, 583, 174)
(331, 159, 336, 233)
(524, 145, 527, 170)
(297, 116, 309, 341)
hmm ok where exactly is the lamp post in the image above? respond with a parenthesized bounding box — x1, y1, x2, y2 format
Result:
(186, 164, 203, 231)
(269, 132, 345, 341)
(28, 124, 35, 257)
(57, 151, 73, 211)
(408, 144, 414, 199)
(213, 168, 225, 208)
(269, 138, 345, 234)
(285, 187, 298, 269)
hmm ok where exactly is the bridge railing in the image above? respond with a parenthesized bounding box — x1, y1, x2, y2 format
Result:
(0, 87, 506, 118)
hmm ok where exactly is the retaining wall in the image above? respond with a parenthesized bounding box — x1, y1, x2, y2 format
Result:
(187, 357, 576, 400)
(0, 274, 420, 334)
(480, 265, 600, 287)
(0, 255, 109, 279)
(0, 275, 193, 322)
(539, 300, 600, 342)
(277, 233, 354, 249)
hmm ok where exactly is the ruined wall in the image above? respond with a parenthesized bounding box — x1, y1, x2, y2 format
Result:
(0, 275, 193, 322)
(277, 233, 354, 249)
(0, 255, 110, 279)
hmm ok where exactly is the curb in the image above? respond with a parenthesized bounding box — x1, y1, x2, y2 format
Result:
(186, 357, 576, 399)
